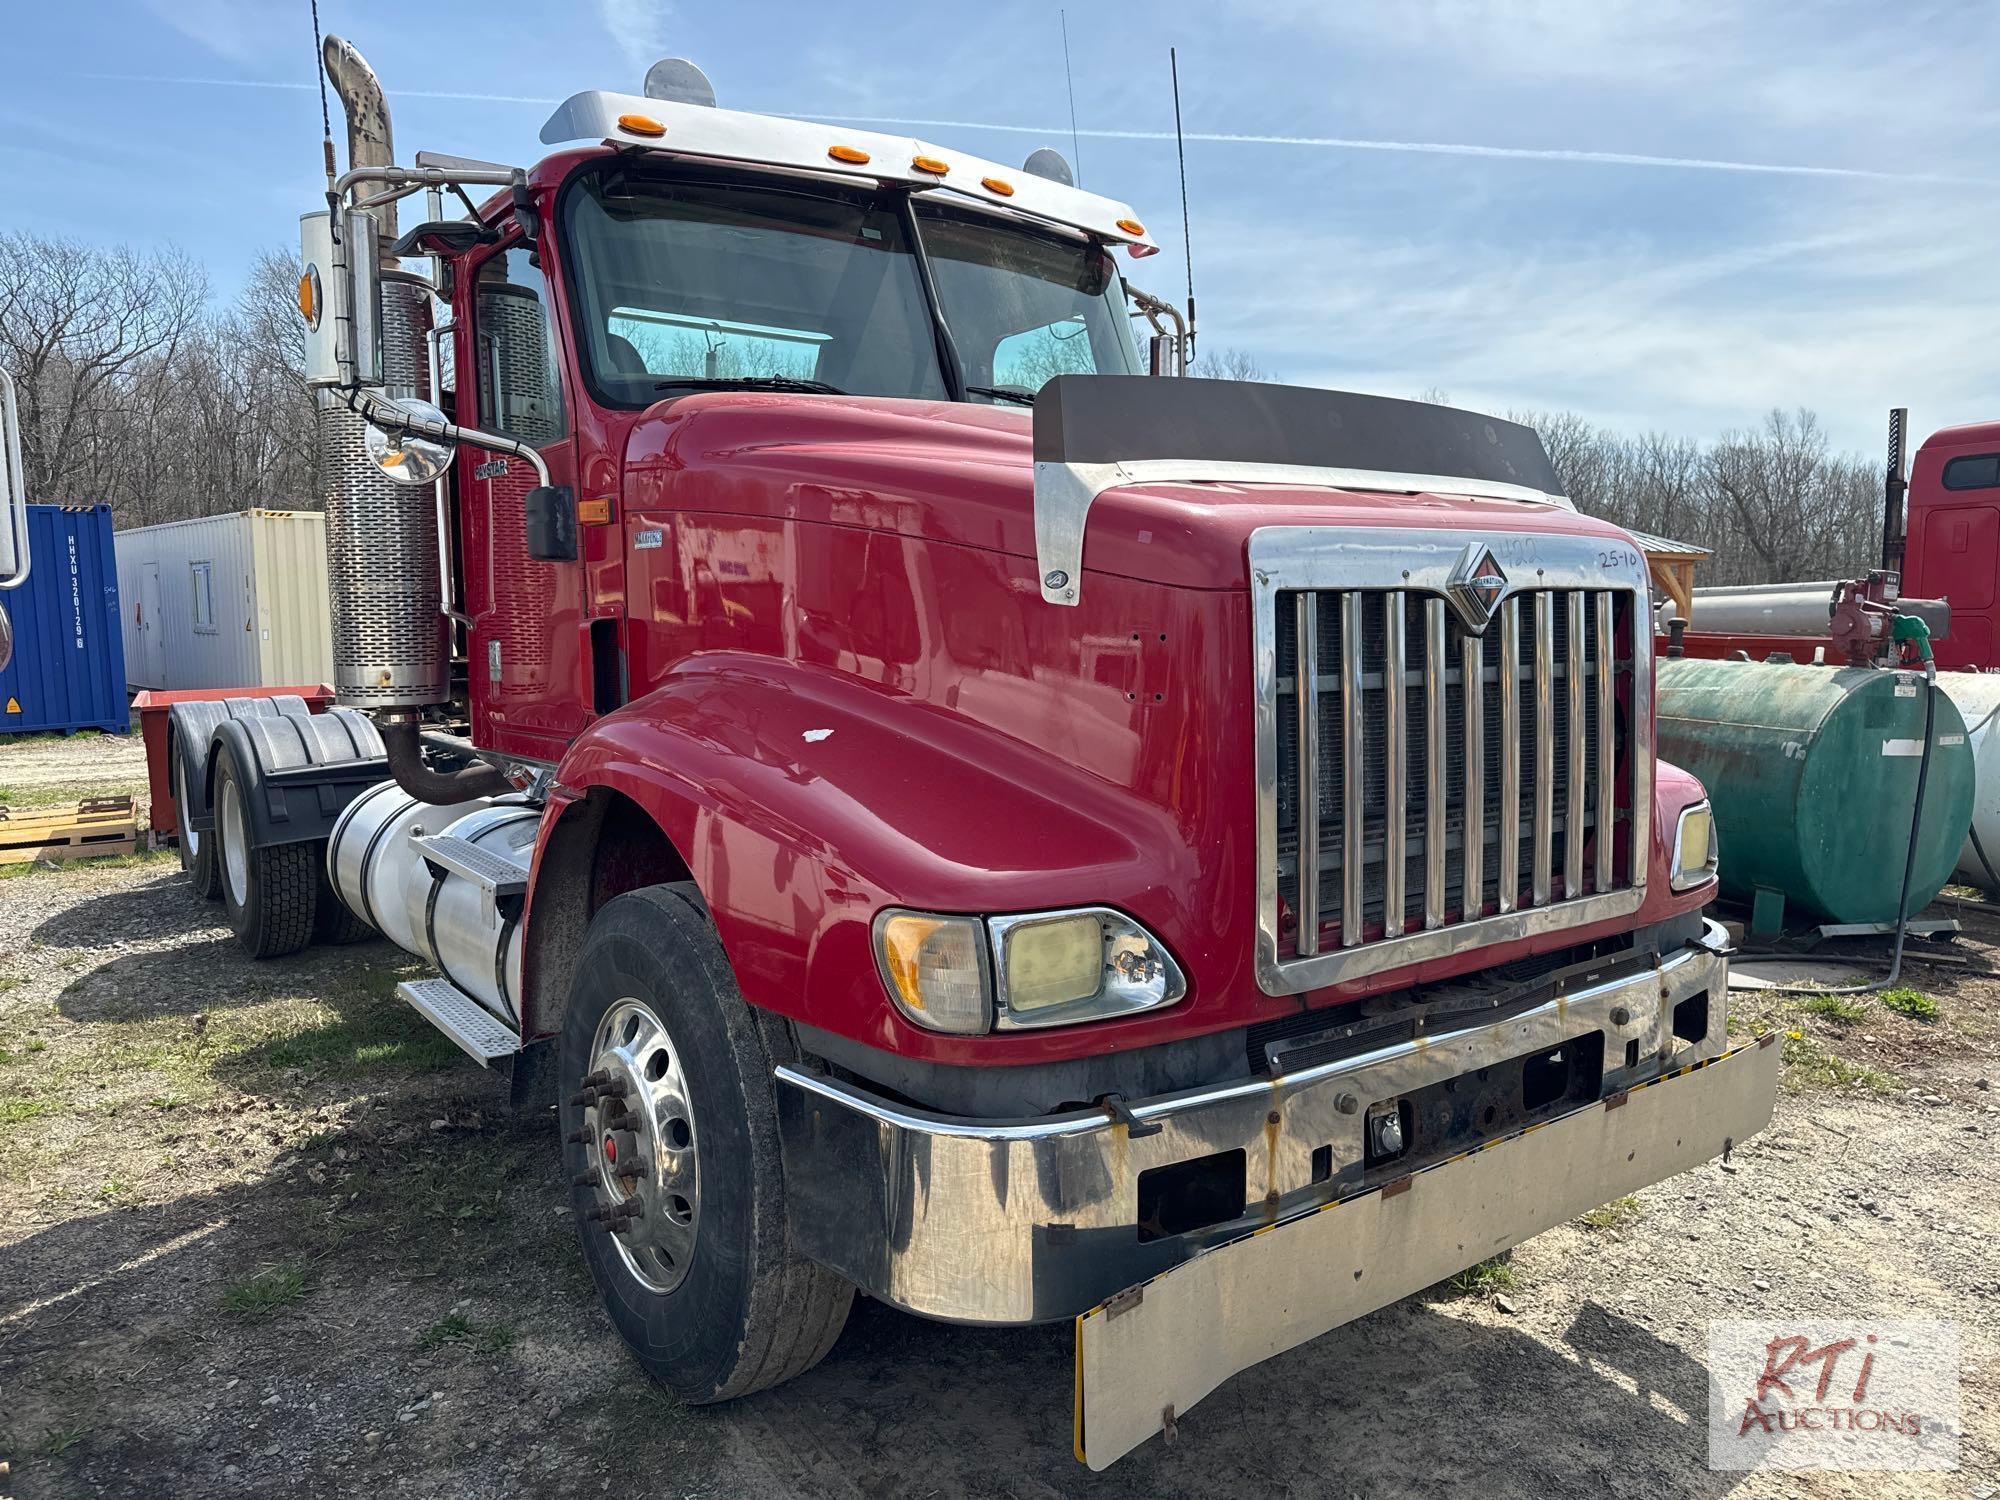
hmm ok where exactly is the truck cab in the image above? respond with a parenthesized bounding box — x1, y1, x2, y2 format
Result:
(60, 39, 1777, 1471)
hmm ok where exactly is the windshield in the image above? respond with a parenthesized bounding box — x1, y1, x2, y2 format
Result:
(562, 166, 1139, 406)
(913, 199, 1139, 398)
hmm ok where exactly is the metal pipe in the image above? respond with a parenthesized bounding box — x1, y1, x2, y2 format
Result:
(1381, 595, 1406, 938)
(1294, 593, 1320, 958)
(322, 36, 400, 246)
(1423, 598, 1447, 929)
(379, 714, 513, 804)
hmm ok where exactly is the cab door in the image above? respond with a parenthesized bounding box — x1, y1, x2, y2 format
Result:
(458, 241, 590, 760)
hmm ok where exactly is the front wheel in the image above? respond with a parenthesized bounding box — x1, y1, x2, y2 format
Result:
(560, 883, 852, 1402)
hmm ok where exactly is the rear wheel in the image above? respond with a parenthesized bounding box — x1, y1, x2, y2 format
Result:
(560, 883, 852, 1402)
(175, 752, 220, 900)
(215, 747, 316, 959)
(312, 856, 375, 945)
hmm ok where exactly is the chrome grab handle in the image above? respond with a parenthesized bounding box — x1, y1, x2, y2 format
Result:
(0, 367, 28, 590)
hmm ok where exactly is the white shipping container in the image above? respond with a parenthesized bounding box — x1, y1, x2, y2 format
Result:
(115, 510, 335, 690)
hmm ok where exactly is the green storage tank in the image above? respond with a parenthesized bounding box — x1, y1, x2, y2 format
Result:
(1655, 658, 1974, 926)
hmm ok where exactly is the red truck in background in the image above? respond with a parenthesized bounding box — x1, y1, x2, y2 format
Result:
(1668, 409, 1997, 670)
(0, 36, 1779, 1469)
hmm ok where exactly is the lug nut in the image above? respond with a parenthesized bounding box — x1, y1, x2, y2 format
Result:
(572, 1171, 596, 1188)
(583, 1069, 614, 1089)
(565, 1127, 591, 1145)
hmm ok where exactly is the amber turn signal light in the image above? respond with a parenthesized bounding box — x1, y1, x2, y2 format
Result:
(578, 497, 615, 526)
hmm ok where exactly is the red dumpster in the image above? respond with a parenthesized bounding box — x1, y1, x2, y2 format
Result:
(134, 685, 336, 838)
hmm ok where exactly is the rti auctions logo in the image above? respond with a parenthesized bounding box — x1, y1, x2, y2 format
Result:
(1709, 1320, 1960, 1472)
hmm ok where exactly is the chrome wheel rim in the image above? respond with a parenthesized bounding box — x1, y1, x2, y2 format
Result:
(586, 997, 700, 1294)
(219, 774, 248, 907)
(176, 759, 200, 861)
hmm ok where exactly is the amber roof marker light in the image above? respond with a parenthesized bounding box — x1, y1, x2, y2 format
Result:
(828, 144, 871, 164)
(617, 112, 667, 137)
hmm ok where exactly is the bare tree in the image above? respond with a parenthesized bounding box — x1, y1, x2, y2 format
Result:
(1200, 346, 1276, 382)
(0, 232, 207, 504)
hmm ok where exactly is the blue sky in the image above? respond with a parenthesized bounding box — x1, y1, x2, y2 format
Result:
(5, 0, 1998, 455)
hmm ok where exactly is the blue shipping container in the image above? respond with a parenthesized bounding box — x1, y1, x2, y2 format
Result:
(0, 505, 128, 735)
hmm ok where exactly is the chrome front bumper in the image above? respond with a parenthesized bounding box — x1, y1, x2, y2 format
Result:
(775, 924, 1736, 1325)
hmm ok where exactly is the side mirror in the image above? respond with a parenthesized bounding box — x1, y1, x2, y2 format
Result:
(0, 365, 29, 596)
(524, 486, 578, 561)
(363, 396, 457, 485)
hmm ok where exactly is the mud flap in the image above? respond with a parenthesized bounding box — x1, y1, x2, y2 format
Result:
(1074, 1035, 1783, 1471)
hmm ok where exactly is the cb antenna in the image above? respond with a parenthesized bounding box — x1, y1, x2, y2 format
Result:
(1171, 47, 1196, 366)
(1061, 10, 1083, 186)
(309, 0, 337, 203)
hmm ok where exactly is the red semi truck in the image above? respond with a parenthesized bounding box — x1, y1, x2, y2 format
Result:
(0, 37, 1778, 1468)
(1669, 409, 1996, 670)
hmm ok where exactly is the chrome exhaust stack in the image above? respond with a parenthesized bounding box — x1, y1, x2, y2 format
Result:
(309, 35, 446, 713)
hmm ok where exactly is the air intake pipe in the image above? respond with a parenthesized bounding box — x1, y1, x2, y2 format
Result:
(379, 714, 514, 803)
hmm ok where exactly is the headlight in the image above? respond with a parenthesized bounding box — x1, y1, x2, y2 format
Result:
(874, 906, 1188, 1034)
(873, 911, 990, 1035)
(989, 907, 1186, 1031)
(1670, 800, 1718, 891)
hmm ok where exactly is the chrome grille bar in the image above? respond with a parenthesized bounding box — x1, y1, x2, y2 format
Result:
(1564, 592, 1587, 900)
(1594, 591, 1616, 895)
(1532, 592, 1554, 907)
(1497, 597, 1521, 915)
(1423, 598, 1447, 930)
(1340, 592, 1366, 948)
(1294, 593, 1320, 958)
(1382, 595, 1406, 938)
(1462, 629, 1485, 920)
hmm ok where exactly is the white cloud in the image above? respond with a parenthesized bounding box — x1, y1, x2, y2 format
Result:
(598, 0, 676, 72)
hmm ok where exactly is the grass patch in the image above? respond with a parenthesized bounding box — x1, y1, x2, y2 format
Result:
(0, 1096, 52, 1125)
(222, 1263, 308, 1319)
(1880, 988, 1941, 1021)
(419, 1312, 518, 1354)
(1580, 1195, 1644, 1231)
(241, 996, 462, 1075)
(36, 1424, 87, 1458)
(1781, 1031, 1900, 1096)
(0, 779, 145, 812)
(1799, 993, 1868, 1025)
(1441, 1254, 1517, 1297)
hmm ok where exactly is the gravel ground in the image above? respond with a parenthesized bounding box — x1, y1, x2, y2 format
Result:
(1, 734, 1997, 1498)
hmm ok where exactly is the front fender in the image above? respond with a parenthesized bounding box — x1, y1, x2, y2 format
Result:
(553, 653, 1198, 1064)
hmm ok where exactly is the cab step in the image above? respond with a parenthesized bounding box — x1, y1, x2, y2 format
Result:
(409, 832, 528, 921)
(396, 977, 521, 1066)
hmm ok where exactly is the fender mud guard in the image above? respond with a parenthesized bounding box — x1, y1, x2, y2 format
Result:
(203, 705, 388, 849)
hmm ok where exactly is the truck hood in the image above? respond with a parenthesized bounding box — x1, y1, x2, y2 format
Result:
(622, 391, 1631, 591)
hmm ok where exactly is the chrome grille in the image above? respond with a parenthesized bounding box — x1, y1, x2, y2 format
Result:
(1252, 528, 1652, 995)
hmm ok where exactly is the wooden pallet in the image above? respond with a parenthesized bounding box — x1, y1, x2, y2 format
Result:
(0, 796, 140, 865)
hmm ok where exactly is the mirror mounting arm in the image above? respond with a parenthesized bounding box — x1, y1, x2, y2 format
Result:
(341, 387, 550, 487)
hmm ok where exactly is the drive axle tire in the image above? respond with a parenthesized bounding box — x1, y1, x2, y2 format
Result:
(312, 858, 375, 946)
(560, 883, 853, 1403)
(214, 747, 316, 959)
(175, 752, 221, 901)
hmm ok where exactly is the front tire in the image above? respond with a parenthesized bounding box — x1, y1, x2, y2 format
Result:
(214, 747, 316, 959)
(560, 883, 852, 1403)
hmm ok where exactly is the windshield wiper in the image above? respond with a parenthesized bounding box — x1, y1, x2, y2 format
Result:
(652, 375, 847, 395)
(964, 384, 1037, 406)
